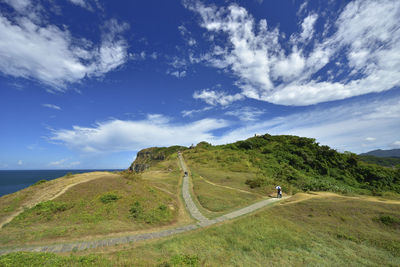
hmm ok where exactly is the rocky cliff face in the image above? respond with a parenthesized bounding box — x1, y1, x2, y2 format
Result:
(128, 147, 167, 172)
(128, 146, 187, 173)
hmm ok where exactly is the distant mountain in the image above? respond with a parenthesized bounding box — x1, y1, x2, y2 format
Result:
(360, 149, 400, 158)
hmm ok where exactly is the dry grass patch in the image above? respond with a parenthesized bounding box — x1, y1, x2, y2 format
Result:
(0, 174, 178, 247)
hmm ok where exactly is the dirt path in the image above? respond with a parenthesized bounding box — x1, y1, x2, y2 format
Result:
(0, 155, 284, 255)
(0, 172, 118, 229)
(178, 153, 210, 223)
(197, 174, 266, 198)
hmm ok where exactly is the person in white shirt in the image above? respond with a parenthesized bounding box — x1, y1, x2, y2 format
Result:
(275, 186, 282, 198)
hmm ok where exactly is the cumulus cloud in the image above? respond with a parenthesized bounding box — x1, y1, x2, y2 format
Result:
(0, 2, 129, 90)
(193, 89, 244, 106)
(185, 0, 400, 106)
(42, 104, 61, 110)
(50, 115, 228, 153)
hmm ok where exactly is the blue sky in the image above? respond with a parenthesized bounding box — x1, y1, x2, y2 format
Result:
(0, 0, 399, 170)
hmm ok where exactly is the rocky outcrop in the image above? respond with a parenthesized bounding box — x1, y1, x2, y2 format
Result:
(128, 146, 187, 173)
(128, 148, 166, 173)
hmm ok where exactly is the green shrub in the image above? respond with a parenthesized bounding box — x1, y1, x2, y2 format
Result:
(129, 201, 144, 219)
(159, 254, 199, 267)
(100, 193, 121, 204)
(375, 215, 400, 227)
(34, 201, 72, 214)
(129, 201, 172, 224)
(0, 252, 108, 267)
(33, 179, 47, 186)
(245, 178, 265, 188)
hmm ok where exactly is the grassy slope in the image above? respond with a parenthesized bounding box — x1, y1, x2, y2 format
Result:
(185, 136, 400, 197)
(1, 193, 399, 266)
(0, 172, 180, 247)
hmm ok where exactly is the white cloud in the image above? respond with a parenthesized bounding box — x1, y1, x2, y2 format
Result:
(2, 0, 31, 13)
(49, 158, 81, 168)
(67, 0, 93, 11)
(299, 13, 318, 43)
(42, 104, 61, 110)
(365, 137, 376, 142)
(181, 106, 213, 117)
(49, 159, 67, 166)
(193, 89, 244, 106)
(393, 141, 400, 147)
(0, 3, 129, 90)
(50, 116, 229, 153)
(17, 160, 23, 165)
(185, 0, 400, 106)
(168, 70, 187, 78)
(225, 107, 265, 121)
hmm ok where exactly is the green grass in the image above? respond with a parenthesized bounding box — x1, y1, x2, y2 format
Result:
(191, 172, 260, 213)
(0, 252, 110, 267)
(0, 174, 179, 246)
(183, 135, 400, 196)
(3, 194, 399, 266)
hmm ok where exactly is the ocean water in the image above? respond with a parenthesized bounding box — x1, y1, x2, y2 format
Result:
(0, 170, 122, 197)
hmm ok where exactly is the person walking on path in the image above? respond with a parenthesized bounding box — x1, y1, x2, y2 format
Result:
(276, 186, 282, 198)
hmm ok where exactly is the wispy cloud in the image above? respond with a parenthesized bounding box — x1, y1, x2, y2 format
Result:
(225, 107, 265, 121)
(67, 0, 94, 11)
(42, 104, 61, 110)
(181, 106, 213, 117)
(49, 158, 81, 168)
(185, 0, 400, 106)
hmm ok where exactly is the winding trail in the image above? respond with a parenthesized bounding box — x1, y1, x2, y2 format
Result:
(0, 154, 283, 255)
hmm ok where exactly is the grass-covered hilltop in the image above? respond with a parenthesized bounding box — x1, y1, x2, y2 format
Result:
(150, 134, 400, 197)
(0, 133, 399, 266)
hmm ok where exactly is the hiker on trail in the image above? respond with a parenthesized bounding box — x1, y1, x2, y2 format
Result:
(276, 186, 282, 198)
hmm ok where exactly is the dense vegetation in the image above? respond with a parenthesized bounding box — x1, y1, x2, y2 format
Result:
(359, 155, 400, 168)
(185, 134, 400, 196)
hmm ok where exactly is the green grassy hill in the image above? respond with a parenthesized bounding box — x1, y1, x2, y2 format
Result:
(1, 193, 399, 266)
(0, 170, 184, 247)
(184, 135, 400, 197)
(1, 133, 399, 266)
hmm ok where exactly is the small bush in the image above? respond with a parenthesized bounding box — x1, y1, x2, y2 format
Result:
(33, 179, 47, 186)
(129, 201, 172, 224)
(129, 201, 144, 219)
(34, 201, 72, 214)
(375, 215, 400, 227)
(100, 193, 121, 204)
(245, 178, 265, 188)
(159, 254, 199, 267)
